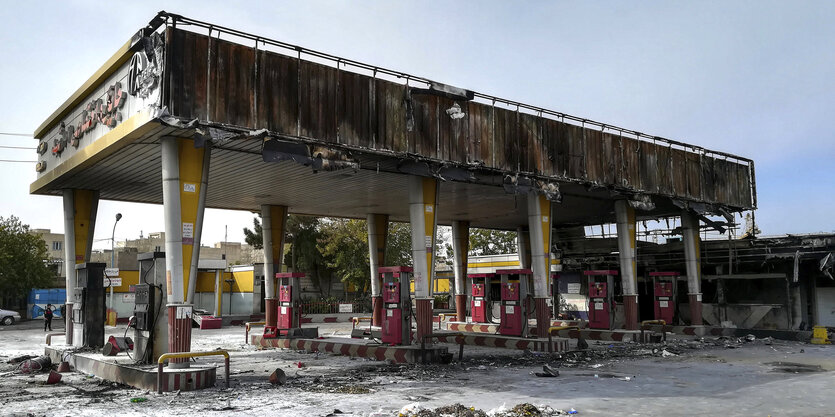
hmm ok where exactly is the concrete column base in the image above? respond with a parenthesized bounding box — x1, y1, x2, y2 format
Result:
(372, 296, 383, 327)
(623, 295, 639, 330)
(415, 298, 433, 343)
(265, 298, 277, 328)
(535, 298, 550, 337)
(689, 294, 703, 325)
(455, 294, 467, 322)
(167, 305, 192, 368)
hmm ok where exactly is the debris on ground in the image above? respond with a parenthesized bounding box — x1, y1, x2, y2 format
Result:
(534, 364, 560, 377)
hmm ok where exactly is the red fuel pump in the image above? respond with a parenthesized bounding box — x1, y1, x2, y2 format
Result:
(264, 272, 304, 337)
(468, 273, 492, 323)
(496, 269, 533, 336)
(379, 266, 412, 345)
(585, 270, 616, 329)
(650, 272, 678, 324)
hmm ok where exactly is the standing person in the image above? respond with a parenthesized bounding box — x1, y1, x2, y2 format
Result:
(60, 304, 66, 328)
(43, 304, 54, 332)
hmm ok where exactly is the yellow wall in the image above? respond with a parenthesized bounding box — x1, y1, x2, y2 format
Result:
(110, 269, 254, 293)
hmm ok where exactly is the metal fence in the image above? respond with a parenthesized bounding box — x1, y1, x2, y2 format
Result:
(300, 300, 370, 315)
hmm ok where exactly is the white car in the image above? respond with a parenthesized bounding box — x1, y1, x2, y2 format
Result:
(0, 309, 22, 325)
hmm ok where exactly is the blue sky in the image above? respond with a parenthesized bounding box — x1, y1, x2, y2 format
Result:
(0, 1, 833, 248)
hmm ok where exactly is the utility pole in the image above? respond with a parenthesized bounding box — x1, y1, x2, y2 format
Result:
(109, 213, 123, 312)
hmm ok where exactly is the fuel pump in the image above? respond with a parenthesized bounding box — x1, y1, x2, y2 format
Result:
(585, 270, 616, 330)
(132, 252, 168, 364)
(72, 263, 106, 348)
(650, 272, 677, 324)
(380, 266, 412, 345)
(496, 269, 533, 336)
(468, 273, 492, 323)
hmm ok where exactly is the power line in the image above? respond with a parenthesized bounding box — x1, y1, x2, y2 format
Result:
(0, 132, 32, 137)
(0, 145, 36, 150)
(0, 159, 36, 163)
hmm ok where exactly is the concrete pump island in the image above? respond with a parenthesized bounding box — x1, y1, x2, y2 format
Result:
(3, 11, 832, 417)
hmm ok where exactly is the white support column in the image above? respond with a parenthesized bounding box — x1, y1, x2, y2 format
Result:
(160, 137, 208, 367)
(527, 193, 552, 336)
(682, 210, 703, 325)
(62, 191, 76, 345)
(451, 220, 470, 322)
(408, 176, 439, 342)
(261, 205, 288, 328)
(62, 189, 99, 345)
(516, 227, 531, 269)
(214, 269, 222, 317)
(367, 214, 388, 326)
(186, 144, 212, 304)
(161, 137, 185, 305)
(615, 200, 639, 330)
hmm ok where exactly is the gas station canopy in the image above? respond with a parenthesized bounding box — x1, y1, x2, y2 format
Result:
(31, 12, 755, 229)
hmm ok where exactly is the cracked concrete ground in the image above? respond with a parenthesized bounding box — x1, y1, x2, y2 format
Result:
(1, 319, 833, 416)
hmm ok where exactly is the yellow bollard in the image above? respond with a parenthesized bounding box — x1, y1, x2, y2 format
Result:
(106, 309, 118, 326)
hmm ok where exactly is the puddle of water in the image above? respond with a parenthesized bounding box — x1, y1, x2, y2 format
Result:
(765, 362, 824, 373)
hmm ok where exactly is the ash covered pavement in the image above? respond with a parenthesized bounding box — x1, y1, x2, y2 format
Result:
(1, 320, 833, 416)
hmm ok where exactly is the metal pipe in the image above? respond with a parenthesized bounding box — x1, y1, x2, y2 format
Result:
(45, 333, 65, 346)
(109, 213, 122, 313)
(157, 350, 230, 394)
(244, 321, 265, 344)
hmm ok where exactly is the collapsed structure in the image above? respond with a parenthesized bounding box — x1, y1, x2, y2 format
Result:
(32, 12, 759, 382)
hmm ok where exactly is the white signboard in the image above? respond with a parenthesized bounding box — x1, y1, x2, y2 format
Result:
(122, 293, 135, 303)
(182, 223, 194, 238)
(183, 183, 196, 193)
(338, 303, 353, 313)
(566, 283, 581, 294)
(505, 305, 515, 314)
(104, 277, 122, 287)
(104, 268, 119, 276)
(594, 302, 604, 310)
(176, 305, 193, 319)
(659, 300, 669, 308)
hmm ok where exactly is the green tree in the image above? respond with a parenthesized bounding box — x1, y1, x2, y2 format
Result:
(319, 219, 369, 292)
(384, 222, 413, 267)
(468, 228, 518, 256)
(0, 216, 56, 305)
(242, 216, 262, 249)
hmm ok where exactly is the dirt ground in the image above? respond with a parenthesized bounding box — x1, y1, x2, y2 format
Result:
(1, 319, 833, 416)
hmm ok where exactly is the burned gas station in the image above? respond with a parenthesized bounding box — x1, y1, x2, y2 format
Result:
(34, 11, 828, 403)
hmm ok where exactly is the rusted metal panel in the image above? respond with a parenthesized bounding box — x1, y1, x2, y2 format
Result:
(656, 145, 673, 195)
(566, 124, 586, 179)
(620, 136, 641, 190)
(256, 51, 299, 135)
(493, 107, 518, 171)
(518, 112, 542, 174)
(438, 98, 469, 163)
(375, 79, 408, 153)
(601, 133, 622, 186)
(166, 29, 209, 121)
(639, 141, 657, 193)
(160, 28, 755, 209)
(686, 151, 702, 200)
(409, 95, 438, 157)
(701, 155, 716, 203)
(541, 118, 568, 178)
(737, 162, 753, 207)
(337, 70, 372, 147)
(299, 60, 338, 141)
(467, 104, 493, 164)
(584, 129, 604, 184)
(210, 37, 255, 127)
(670, 148, 688, 197)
